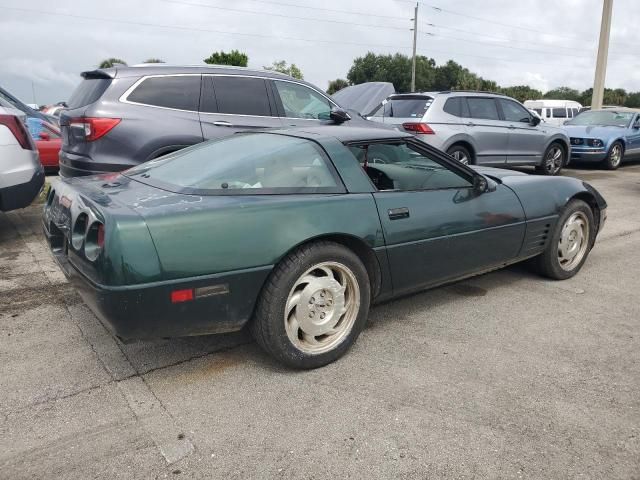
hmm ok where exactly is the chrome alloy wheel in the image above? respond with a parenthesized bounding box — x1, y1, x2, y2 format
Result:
(284, 262, 360, 355)
(545, 146, 564, 174)
(557, 211, 590, 271)
(451, 150, 469, 165)
(610, 144, 623, 167)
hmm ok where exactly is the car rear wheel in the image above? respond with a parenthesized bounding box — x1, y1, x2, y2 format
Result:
(530, 199, 595, 280)
(604, 141, 623, 170)
(536, 142, 565, 176)
(251, 241, 371, 369)
(447, 145, 472, 165)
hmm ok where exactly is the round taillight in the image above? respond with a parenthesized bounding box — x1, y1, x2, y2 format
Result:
(71, 213, 88, 250)
(84, 221, 105, 261)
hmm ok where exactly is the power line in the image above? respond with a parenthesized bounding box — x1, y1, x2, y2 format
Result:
(425, 23, 592, 54)
(159, 0, 410, 32)
(0, 5, 599, 70)
(224, 0, 410, 21)
(425, 32, 594, 59)
(0, 5, 411, 50)
(404, 0, 584, 41)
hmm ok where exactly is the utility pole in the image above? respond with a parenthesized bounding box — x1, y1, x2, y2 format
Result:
(591, 0, 613, 109)
(411, 2, 418, 92)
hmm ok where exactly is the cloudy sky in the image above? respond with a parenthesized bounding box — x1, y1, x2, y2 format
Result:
(1, 0, 638, 105)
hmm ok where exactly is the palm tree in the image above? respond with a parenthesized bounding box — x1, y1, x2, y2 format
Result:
(99, 58, 128, 68)
(142, 58, 165, 64)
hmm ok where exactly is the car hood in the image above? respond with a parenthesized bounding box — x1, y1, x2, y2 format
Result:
(563, 124, 626, 138)
(470, 166, 528, 182)
(332, 82, 395, 116)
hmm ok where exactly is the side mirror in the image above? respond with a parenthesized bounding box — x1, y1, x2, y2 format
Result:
(329, 108, 351, 124)
(473, 175, 488, 194)
(39, 131, 50, 141)
(634, 121, 640, 129)
(530, 116, 541, 127)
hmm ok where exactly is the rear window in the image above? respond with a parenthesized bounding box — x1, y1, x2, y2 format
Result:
(125, 133, 341, 195)
(212, 77, 272, 116)
(372, 96, 432, 118)
(67, 79, 111, 109)
(127, 76, 201, 111)
(467, 97, 500, 120)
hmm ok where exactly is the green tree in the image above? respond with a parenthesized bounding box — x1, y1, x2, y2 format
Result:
(500, 85, 543, 103)
(347, 52, 436, 93)
(143, 58, 165, 63)
(327, 79, 349, 95)
(625, 92, 640, 108)
(544, 87, 582, 102)
(263, 60, 303, 79)
(99, 58, 127, 68)
(605, 88, 627, 106)
(203, 50, 248, 67)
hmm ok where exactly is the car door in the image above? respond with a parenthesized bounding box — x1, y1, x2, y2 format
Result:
(625, 113, 640, 157)
(347, 140, 526, 295)
(270, 79, 336, 128)
(498, 98, 549, 164)
(199, 75, 282, 139)
(461, 97, 508, 165)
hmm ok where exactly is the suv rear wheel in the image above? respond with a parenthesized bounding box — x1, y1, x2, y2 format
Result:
(447, 145, 472, 165)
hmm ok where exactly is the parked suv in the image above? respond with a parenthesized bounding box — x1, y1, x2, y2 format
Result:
(366, 91, 570, 175)
(59, 65, 362, 177)
(0, 105, 44, 212)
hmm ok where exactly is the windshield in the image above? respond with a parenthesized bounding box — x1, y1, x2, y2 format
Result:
(126, 133, 342, 195)
(567, 110, 634, 127)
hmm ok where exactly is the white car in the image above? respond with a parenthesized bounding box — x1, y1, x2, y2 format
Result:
(524, 100, 583, 127)
(0, 105, 44, 212)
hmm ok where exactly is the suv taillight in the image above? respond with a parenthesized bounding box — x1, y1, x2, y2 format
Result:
(402, 122, 435, 134)
(69, 117, 121, 142)
(0, 114, 35, 150)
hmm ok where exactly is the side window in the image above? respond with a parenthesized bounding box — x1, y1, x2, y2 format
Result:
(498, 99, 531, 123)
(466, 97, 500, 120)
(273, 81, 332, 119)
(127, 76, 200, 111)
(348, 142, 472, 191)
(208, 77, 272, 116)
(443, 97, 461, 117)
(552, 108, 567, 118)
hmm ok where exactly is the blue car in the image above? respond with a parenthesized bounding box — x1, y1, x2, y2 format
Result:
(564, 108, 640, 169)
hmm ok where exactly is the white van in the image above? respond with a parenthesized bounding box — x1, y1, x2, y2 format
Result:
(524, 100, 583, 126)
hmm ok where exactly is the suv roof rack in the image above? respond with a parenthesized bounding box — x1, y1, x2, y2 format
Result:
(438, 90, 508, 96)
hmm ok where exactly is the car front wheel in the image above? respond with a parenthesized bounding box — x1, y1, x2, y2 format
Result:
(604, 141, 624, 170)
(530, 199, 595, 280)
(536, 143, 565, 176)
(251, 241, 371, 369)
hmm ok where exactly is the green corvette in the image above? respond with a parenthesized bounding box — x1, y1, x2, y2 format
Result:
(44, 126, 607, 368)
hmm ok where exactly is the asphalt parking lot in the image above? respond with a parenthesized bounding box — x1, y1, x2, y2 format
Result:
(1, 165, 639, 479)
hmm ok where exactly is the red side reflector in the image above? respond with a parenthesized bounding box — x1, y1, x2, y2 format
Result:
(402, 122, 435, 134)
(171, 289, 194, 303)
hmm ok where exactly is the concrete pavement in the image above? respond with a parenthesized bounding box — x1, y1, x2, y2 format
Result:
(1, 165, 638, 479)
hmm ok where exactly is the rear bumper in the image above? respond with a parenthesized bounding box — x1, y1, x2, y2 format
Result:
(43, 220, 270, 339)
(59, 151, 135, 178)
(0, 167, 45, 212)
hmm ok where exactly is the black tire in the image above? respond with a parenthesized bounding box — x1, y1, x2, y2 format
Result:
(250, 241, 371, 369)
(603, 141, 624, 170)
(530, 199, 595, 280)
(447, 145, 472, 165)
(536, 142, 565, 176)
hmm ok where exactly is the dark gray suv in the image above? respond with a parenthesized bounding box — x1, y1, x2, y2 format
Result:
(59, 65, 351, 177)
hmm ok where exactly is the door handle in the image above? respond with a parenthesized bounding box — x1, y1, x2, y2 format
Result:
(466, 122, 475, 127)
(388, 207, 410, 220)
(508, 124, 516, 129)
(213, 121, 233, 127)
